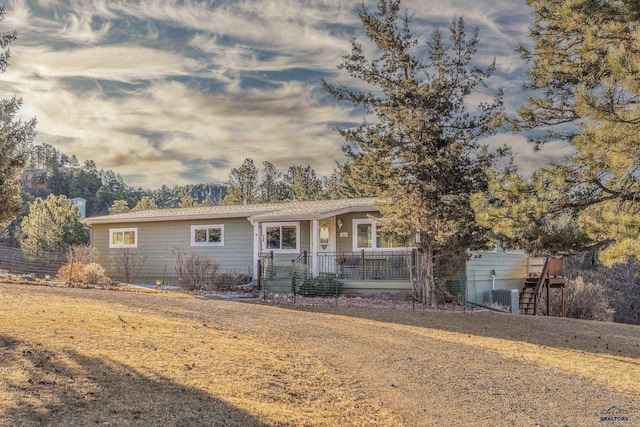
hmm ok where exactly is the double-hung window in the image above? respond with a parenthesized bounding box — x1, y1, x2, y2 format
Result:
(109, 228, 138, 248)
(191, 224, 224, 247)
(353, 219, 413, 250)
(262, 222, 299, 253)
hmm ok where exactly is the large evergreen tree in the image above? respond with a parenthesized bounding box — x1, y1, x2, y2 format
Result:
(0, 7, 36, 228)
(177, 189, 196, 208)
(130, 196, 157, 212)
(258, 161, 289, 203)
(20, 195, 89, 257)
(283, 165, 325, 201)
(221, 158, 259, 205)
(108, 200, 130, 215)
(324, 0, 505, 304)
(475, 0, 640, 264)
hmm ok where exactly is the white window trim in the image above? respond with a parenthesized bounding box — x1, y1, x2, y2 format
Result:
(353, 219, 375, 250)
(352, 219, 412, 251)
(109, 227, 138, 249)
(261, 222, 300, 254)
(505, 248, 526, 254)
(191, 224, 224, 247)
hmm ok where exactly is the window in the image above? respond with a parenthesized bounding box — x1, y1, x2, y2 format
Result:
(353, 220, 413, 250)
(262, 222, 299, 253)
(191, 224, 224, 247)
(109, 228, 138, 248)
(355, 221, 374, 249)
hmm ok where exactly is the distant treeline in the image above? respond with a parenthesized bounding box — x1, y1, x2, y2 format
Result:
(20, 143, 227, 217)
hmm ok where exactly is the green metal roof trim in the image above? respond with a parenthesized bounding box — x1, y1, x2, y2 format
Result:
(83, 198, 379, 224)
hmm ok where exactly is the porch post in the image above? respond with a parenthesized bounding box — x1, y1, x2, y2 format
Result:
(252, 221, 260, 281)
(311, 219, 319, 276)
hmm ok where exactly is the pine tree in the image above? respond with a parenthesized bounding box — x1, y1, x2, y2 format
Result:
(221, 158, 259, 205)
(283, 165, 325, 201)
(324, 0, 505, 304)
(476, 0, 640, 264)
(258, 161, 289, 203)
(130, 196, 157, 212)
(178, 190, 195, 208)
(0, 7, 37, 228)
(20, 195, 89, 257)
(108, 200, 130, 215)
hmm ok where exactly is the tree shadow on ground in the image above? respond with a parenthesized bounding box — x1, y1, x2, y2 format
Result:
(0, 335, 267, 427)
(260, 302, 640, 359)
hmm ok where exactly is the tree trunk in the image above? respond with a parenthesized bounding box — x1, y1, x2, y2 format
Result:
(417, 242, 435, 306)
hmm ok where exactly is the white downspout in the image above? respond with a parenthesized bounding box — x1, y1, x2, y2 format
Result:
(252, 221, 260, 281)
(311, 219, 319, 277)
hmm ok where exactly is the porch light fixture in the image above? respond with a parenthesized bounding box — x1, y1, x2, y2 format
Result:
(337, 219, 343, 229)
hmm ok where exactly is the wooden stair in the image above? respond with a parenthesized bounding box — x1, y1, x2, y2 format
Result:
(519, 278, 538, 315)
(519, 257, 567, 316)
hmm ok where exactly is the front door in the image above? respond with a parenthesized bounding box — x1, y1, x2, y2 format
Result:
(317, 218, 336, 273)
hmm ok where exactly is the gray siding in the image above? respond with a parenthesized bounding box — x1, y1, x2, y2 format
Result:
(465, 250, 528, 304)
(335, 212, 380, 252)
(90, 217, 254, 284)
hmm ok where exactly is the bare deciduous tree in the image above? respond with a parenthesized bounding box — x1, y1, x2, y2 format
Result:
(111, 249, 146, 284)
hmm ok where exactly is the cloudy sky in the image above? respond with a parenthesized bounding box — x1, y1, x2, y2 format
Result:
(0, 0, 569, 189)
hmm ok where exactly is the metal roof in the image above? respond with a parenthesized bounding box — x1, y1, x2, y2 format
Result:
(83, 198, 379, 225)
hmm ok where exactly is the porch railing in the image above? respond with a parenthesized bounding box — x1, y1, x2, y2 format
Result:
(258, 250, 415, 289)
(320, 251, 414, 281)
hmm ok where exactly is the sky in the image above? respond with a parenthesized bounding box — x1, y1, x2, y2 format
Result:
(0, 0, 572, 190)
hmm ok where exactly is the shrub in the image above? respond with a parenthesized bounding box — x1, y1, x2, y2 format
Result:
(81, 263, 108, 285)
(298, 274, 342, 297)
(172, 247, 219, 291)
(56, 262, 110, 285)
(214, 270, 252, 291)
(546, 276, 613, 321)
(593, 262, 640, 325)
(110, 249, 146, 283)
(56, 262, 87, 282)
(67, 244, 97, 265)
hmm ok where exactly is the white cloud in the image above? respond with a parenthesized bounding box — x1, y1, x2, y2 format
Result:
(0, 0, 545, 190)
(4, 70, 350, 188)
(8, 45, 202, 83)
(4, 0, 32, 29)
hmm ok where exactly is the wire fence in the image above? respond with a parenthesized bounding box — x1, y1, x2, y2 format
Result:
(258, 257, 470, 310)
(0, 242, 67, 279)
(259, 263, 344, 303)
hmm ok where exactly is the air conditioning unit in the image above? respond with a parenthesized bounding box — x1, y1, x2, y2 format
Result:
(492, 289, 519, 314)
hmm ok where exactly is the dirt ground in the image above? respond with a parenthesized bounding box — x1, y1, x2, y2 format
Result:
(1, 283, 639, 426)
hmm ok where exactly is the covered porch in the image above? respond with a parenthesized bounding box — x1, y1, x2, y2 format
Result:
(248, 200, 415, 297)
(257, 250, 415, 298)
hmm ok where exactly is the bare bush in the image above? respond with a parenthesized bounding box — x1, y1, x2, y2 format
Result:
(67, 244, 97, 265)
(545, 276, 613, 321)
(595, 262, 640, 325)
(172, 247, 219, 291)
(56, 262, 87, 282)
(56, 262, 110, 285)
(81, 263, 108, 285)
(214, 270, 253, 291)
(110, 249, 147, 284)
(566, 255, 640, 325)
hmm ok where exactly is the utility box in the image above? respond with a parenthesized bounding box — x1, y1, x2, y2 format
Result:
(492, 289, 520, 314)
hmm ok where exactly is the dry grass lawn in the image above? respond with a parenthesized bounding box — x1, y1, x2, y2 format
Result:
(0, 283, 639, 426)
